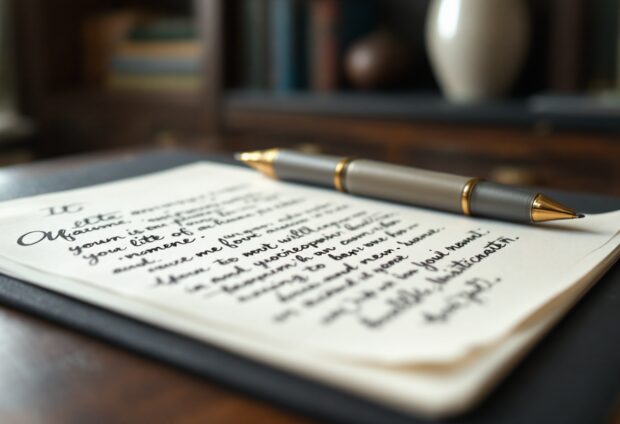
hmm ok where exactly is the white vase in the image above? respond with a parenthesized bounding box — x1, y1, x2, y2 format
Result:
(425, 0, 530, 103)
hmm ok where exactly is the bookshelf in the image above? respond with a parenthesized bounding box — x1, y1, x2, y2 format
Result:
(12, 0, 221, 154)
(10, 0, 620, 195)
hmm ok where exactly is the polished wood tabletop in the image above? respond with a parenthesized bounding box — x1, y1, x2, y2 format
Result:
(0, 151, 318, 423)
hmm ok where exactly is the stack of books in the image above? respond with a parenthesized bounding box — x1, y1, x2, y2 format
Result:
(240, 0, 377, 93)
(105, 18, 203, 93)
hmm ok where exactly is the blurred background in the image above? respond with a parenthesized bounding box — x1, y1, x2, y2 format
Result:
(1, 0, 619, 195)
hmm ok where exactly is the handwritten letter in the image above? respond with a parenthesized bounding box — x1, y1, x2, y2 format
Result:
(0, 163, 618, 364)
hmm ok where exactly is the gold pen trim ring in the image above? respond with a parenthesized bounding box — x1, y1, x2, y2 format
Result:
(461, 178, 480, 216)
(334, 157, 354, 193)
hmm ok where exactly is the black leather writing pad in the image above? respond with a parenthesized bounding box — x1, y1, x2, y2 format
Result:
(0, 150, 618, 424)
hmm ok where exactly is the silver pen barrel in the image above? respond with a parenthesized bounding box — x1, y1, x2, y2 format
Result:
(273, 150, 342, 187)
(347, 160, 538, 222)
(345, 159, 469, 214)
(273, 151, 476, 216)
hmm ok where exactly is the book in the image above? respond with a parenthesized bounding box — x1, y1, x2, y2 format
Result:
(110, 56, 202, 75)
(586, 0, 620, 91)
(547, 0, 586, 92)
(82, 10, 147, 85)
(103, 18, 203, 93)
(106, 73, 202, 92)
(270, 0, 307, 91)
(129, 18, 197, 41)
(241, 0, 270, 90)
(308, 0, 340, 92)
(115, 40, 203, 58)
(307, 0, 377, 92)
(0, 162, 618, 418)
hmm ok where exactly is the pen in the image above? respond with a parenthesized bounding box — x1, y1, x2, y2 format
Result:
(236, 149, 582, 224)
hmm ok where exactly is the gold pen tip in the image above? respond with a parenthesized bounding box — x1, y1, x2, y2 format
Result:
(235, 151, 260, 164)
(235, 149, 279, 178)
(531, 194, 580, 223)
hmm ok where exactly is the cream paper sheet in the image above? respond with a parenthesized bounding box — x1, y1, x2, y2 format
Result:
(0, 162, 617, 373)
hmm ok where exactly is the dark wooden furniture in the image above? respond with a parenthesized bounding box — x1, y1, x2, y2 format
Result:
(10, 0, 620, 196)
(12, 0, 221, 154)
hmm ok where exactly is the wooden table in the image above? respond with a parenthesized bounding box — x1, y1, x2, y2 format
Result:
(0, 150, 317, 423)
(2, 149, 619, 424)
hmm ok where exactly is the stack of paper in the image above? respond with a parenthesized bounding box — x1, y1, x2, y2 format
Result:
(0, 163, 617, 417)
